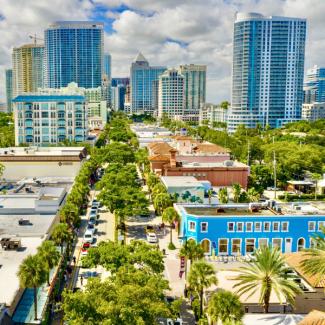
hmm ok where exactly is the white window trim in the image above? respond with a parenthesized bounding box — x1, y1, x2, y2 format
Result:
(231, 238, 242, 256)
(255, 222, 262, 232)
(200, 222, 208, 233)
(246, 222, 253, 232)
(273, 222, 280, 232)
(308, 221, 316, 232)
(245, 238, 256, 254)
(258, 238, 269, 248)
(272, 238, 282, 251)
(200, 238, 211, 255)
(227, 222, 235, 233)
(188, 221, 196, 232)
(218, 238, 229, 255)
(281, 221, 289, 232)
(264, 222, 271, 232)
(237, 222, 244, 233)
(297, 237, 306, 251)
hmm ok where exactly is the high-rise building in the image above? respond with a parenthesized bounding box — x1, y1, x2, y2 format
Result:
(158, 69, 185, 119)
(199, 103, 228, 126)
(5, 69, 13, 113)
(45, 21, 104, 88)
(104, 53, 111, 80)
(179, 64, 206, 118)
(130, 52, 166, 115)
(111, 77, 129, 87)
(111, 84, 126, 111)
(12, 44, 44, 97)
(228, 12, 306, 132)
(304, 65, 325, 104)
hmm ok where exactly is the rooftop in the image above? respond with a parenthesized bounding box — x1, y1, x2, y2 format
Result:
(12, 95, 85, 102)
(297, 310, 325, 325)
(161, 176, 204, 188)
(181, 161, 248, 168)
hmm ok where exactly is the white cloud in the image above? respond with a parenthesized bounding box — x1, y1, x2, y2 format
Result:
(1, 0, 325, 105)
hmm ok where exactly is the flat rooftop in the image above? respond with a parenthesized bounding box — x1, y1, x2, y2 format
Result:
(161, 176, 203, 188)
(181, 161, 248, 168)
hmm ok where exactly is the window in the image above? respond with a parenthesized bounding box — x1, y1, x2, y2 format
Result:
(237, 222, 244, 232)
(218, 239, 228, 255)
(246, 222, 253, 232)
(188, 221, 196, 231)
(281, 222, 289, 232)
(264, 222, 270, 232)
(232, 239, 241, 255)
(201, 222, 208, 233)
(245, 239, 255, 253)
(273, 222, 280, 232)
(255, 222, 261, 232)
(310, 238, 316, 248)
(318, 221, 325, 231)
(272, 238, 282, 250)
(228, 222, 235, 232)
(258, 238, 268, 248)
(308, 221, 316, 232)
(297, 238, 305, 251)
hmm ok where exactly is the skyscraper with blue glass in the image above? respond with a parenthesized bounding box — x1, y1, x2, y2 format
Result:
(304, 65, 325, 104)
(45, 21, 104, 89)
(5, 69, 13, 113)
(130, 52, 166, 115)
(104, 53, 111, 80)
(228, 13, 306, 132)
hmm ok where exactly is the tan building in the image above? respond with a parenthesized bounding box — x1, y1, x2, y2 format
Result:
(302, 102, 325, 121)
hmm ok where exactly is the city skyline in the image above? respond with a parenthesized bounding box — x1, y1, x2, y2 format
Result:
(1, 0, 325, 105)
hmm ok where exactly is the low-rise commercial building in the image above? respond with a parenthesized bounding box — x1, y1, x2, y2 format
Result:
(302, 102, 325, 121)
(199, 103, 228, 126)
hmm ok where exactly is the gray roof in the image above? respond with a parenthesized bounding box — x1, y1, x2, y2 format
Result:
(134, 52, 148, 63)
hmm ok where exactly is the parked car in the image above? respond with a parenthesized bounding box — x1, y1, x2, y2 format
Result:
(145, 225, 155, 233)
(92, 200, 100, 208)
(83, 230, 95, 243)
(167, 319, 182, 325)
(146, 232, 158, 243)
(90, 210, 99, 220)
(88, 217, 97, 226)
(81, 242, 90, 256)
(87, 223, 96, 234)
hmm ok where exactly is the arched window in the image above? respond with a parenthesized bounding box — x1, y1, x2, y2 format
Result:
(201, 239, 211, 254)
(297, 238, 305, 251)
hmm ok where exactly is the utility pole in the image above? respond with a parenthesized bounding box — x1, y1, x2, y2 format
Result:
(273, 150, 277, 200)
(247, 142, 250, 166)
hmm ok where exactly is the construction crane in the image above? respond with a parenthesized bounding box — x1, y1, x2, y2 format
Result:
(29, 34, 44, 45)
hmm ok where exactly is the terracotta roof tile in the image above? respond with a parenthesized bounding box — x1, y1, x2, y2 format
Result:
(193, 143, 230, 153)
(298, 310, 325, 325)
(148, 142, 174, 155)
(149, 155, 170, 161)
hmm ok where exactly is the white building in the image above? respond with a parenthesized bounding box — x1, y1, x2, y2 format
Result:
(199, 103, 228, 126)
(302, 102, 325, 122)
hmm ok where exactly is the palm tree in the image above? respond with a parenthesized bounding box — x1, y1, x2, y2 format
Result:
(247, 188, 260, 202)
(18, 254, 47, 320)
(232, 183, 242, 203)
(154, 193, 172, 215)
(162, 207, 179, 248)
(234, 246, 302, 313)
(207, 189, 213, 205)
(60, 202, 79, 229)
(207, 290, 244, 325)
(188, 260, 218, 318)
(218, 188, 228, 204)
(311, 173, 322, 200)
(180, 240, 204, 267)
(151, 183, 167, 200)
(301, 227, 325, 282)
(51, 223, 73, 254)
(37, 240, 61, 285)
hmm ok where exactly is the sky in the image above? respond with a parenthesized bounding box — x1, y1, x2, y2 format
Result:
(0, 0, 325, 104)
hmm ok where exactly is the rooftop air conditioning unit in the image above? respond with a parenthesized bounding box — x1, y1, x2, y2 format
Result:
(224, 160, 234, 167)
(294, 206, 302, 211)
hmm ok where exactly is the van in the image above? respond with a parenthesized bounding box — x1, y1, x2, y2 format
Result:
(83, 230, 94, 243)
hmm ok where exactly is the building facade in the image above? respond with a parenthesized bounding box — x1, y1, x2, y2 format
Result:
(302, 103, 325, 121)
(175, 203, 325, 255)
(228, 12, 306, 132)
(13, 92, 87, 146)
(111, 84, 126, 111)
(130, 52, 166, 115)
(179, 64, 206, 119)
(45, 21, 104, 88)
(158, 69, 185, 119)
(12, 44, 44, 97)
(5, 69, 13, 113)
(103, 53, 111, 80)
(304, 65, 325, 104)
(199, 103, 228, 126)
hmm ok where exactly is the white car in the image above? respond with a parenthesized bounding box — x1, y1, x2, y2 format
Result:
(146, 232, 158, 243)
(83, 229, 95, 244)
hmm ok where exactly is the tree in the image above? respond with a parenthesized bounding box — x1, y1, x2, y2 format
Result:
(154, 193, 172, 215)
(102, 142, 135, 164)
(207, 290, 244, 325)
(179, 240, 204, 266)
(60, 202, 80, 229)
(162, 207, 179, 248)
(17, 254, 47, 320)
(0, 163, 4, 178)
(301, 227, 325, 282)
(247, 188, 260, 202)
(311, 173, 322, 200)
(207, 189, 213, 205)
(220, 101, 230, 110)
(37, 240, 61, 285)
(146, 172, 159, 191)
(234, 246, 302, 313)
(232, 183, 241, 203)
(51, 223, 73, 254)
(188, 261, 218, 318)
(152, 183, 167, 199)
(218, 188, 228, 204)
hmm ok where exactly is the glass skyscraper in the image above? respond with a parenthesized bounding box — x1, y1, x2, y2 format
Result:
(5, 69, 13, 113)
(104, 53, 111, 80)
(130, 52, 166, 114)
(228, 13, 306, 132)
(304, 65, 325, 103)
(45, 21, 104, 89)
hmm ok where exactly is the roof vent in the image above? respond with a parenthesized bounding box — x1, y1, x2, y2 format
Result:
(224, 160, 234, 166)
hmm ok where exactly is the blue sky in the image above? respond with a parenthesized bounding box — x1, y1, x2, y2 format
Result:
(0, 0, 325, 104)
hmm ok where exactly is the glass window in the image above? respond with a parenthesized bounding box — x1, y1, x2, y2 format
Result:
(219, 239, 228, 254)
(245, 239, 255, 253)
(264, 222, 270, 232)
(201, 222, 208, 233)
(237, 222, 244, 232)
(228, 222, 234, 232)
(273, 222, 280, 232)
(297, 238, 305, 251)
(188, 221, 196, 231)
(255, 222, 261, 232)
(258, 238, 268, 248)
(318, 221, 325, 231)
(272, 238, 282, 250)
(232, 239, 241, 255)
(281, 222, 289, 232)
(308, 221, 316, 232)
(246, 222, 253, 232)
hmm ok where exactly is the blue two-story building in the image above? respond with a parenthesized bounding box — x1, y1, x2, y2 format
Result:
(175, 203, 325, 255)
